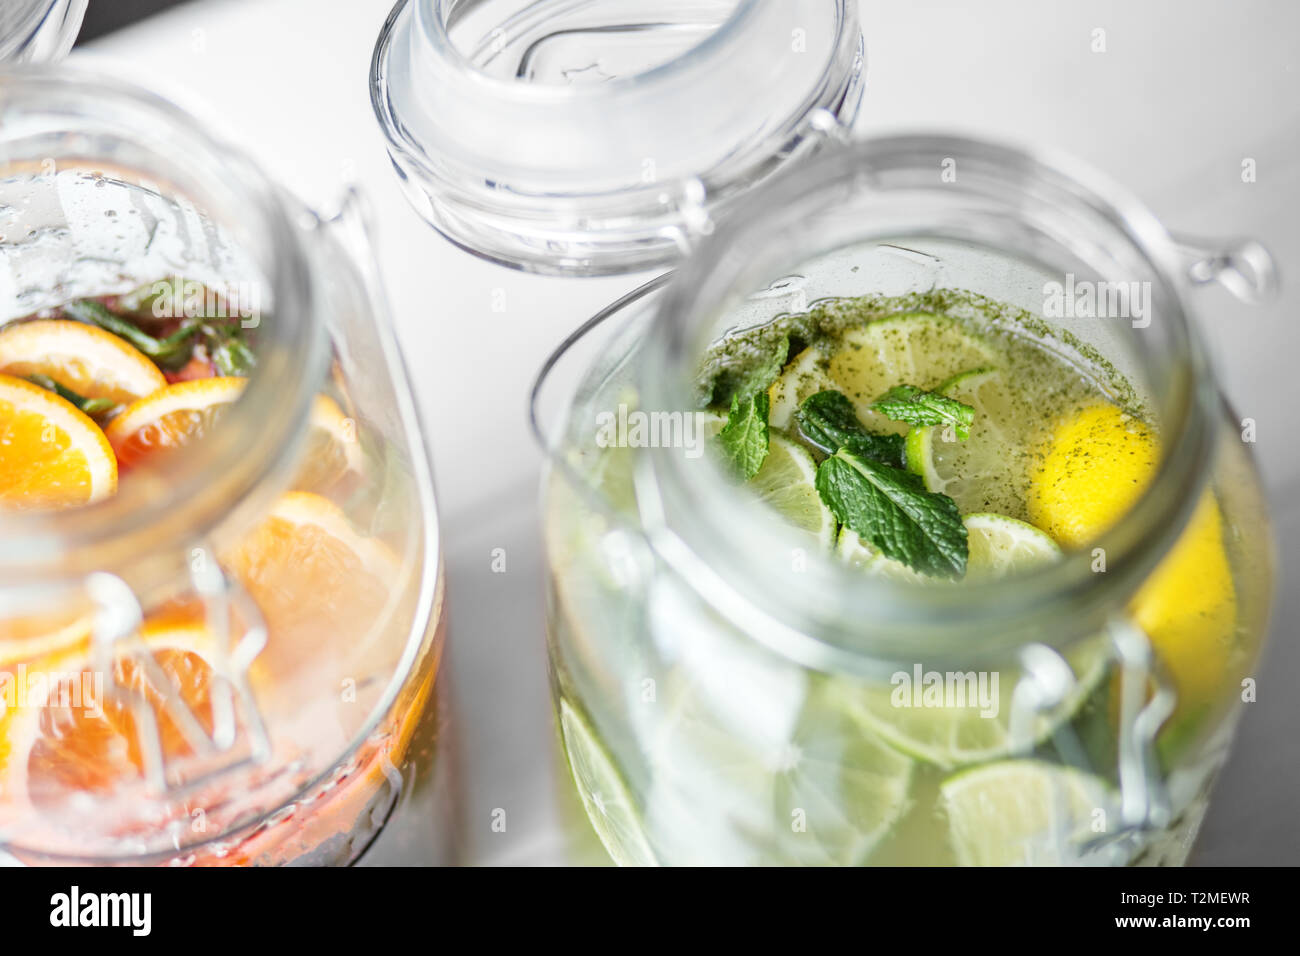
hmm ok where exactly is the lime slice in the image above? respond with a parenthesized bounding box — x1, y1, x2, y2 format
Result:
(700, 413, 837, 549)
(768, 312, 995, 438)
(767, 346, 833, 430)
(558, 698, 658, 866)
(644, 677, 914, 865)
(963, 512, 1061, 578)
(941, 760, 1128, 865)
(773, 681, 916, 865)
(835, 526, 928, 584)
(845, 648, 1108, 769)
(836, 512, 1060, 582)
(826, 313, 996, 434)
(905, 367, 1033, 518)
(833, 524, 1109, 767)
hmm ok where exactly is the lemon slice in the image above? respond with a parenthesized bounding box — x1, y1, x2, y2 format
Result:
(1026, 403, 1238, 716)
(941, 760, 1129, 866)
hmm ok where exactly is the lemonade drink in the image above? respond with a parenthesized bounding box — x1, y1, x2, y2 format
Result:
(543, 286, 1271, 866)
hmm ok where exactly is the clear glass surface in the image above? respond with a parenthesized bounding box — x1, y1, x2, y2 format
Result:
(533, 136, 1275, 865)
(0, 70, 452, 865)
(0, 0, 86, 63)
(371, 0, 865, 274)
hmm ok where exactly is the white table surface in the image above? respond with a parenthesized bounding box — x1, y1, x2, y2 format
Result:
(74, 0, 1299, 865)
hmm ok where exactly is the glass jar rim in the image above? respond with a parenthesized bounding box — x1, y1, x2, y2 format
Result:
(0, 67, 327, 582)
(371, 0, 866, 275)
(412, 0, 763, 103)
(631, 133, 1221, 674)
(0, 0, 86, 63)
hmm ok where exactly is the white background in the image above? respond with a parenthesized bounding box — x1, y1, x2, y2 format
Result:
(74, 0, 1300, 864)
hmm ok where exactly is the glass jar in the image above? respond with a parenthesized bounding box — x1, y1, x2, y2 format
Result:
(0, 0, 86, 63)
(0, 69, 454, 865)
(371, 0, 864, 275)
(532, 134, 1276, 865)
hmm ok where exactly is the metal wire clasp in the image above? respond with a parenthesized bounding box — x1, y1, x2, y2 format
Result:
(86, 548, 271, 795)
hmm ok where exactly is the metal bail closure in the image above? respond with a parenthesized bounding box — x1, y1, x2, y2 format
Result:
(1173, 233, 1278, 304)
(86, 549, 272, 796)
(1110, 616, 1176, 831)
(1008, 641, 1143, 864)
(1008, 643, 1088, 760)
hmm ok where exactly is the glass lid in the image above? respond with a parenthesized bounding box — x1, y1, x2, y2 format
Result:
(371, 0, 865, 276)
(0, 0, 86, 63)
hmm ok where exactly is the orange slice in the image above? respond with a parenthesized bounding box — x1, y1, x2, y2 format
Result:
(0, 613, 223, 814)
(0, 374, 117, 510)
(295, 393, 364, 495)
(221, 491, 403, 685)
(0, 319, 167, 406)
(106, 377, 362, 490)
(104, 376, 245, 471)
(0, 610, 91, 668)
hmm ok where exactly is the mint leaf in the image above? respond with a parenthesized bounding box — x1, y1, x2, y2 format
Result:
(25, 374, 118, 419)
(715, 391, 770, 480)
(871, 384, 975, 440)
(63, 299, 201, 371)
(207, 327, 257, 375)
(796, 390, 906, 468)
(815, 448, 968, 577)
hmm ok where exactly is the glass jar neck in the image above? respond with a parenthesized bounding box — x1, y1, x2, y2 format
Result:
(635, 134, 1220, 674)
(0, 69, 329, 591)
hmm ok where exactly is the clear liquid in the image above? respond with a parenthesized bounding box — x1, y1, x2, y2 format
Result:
(544, 293, 1271, 866)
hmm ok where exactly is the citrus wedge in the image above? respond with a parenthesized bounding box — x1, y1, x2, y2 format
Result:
(768, 346, 834, 430)
(106, 377, 362, 490)
(0, 611, 225, 815)
(105, 375, 244, 469)
(941, 760, 1127, 866)
(0, 610, 91, 668)
(1027, 403, 1238, 714)
(0, 319, 166, 406)
(699, 412, 837, 549)
(836, 512, 1060, 582)
(0, 374, 117, 510)
(221, 491, 404, 685)
(904, 367, 1035, 518)
(295, 393, 364, 494)
(560, 698, 658, 866)
(825, 312, 996, 434)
